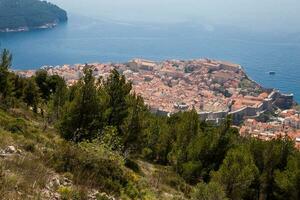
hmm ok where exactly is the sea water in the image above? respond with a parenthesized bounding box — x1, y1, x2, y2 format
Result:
(0, 14, 299, 101)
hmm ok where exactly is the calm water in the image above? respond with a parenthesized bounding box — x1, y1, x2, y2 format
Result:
(0, 14, 299, 101)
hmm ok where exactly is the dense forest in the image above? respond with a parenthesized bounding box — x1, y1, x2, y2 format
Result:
(0, 0, 67, 30)
(0, 49, 299, 199)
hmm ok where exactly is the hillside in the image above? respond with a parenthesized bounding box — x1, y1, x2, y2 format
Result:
(0, 0, 67, 32)
(0, 108, 189, 199)
(1, 49, 300, 200)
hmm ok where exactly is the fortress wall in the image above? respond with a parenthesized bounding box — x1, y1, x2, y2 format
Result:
(198, 110, 229, 121)
(263, 98, 273, 110)
(229, 105, 261, 125)
(219, 64, 240, 73)
(274, 93, 294, 109)
(149, 89, 292, 125)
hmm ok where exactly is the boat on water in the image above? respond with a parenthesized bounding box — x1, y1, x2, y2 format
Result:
(269, 71, 276, 75)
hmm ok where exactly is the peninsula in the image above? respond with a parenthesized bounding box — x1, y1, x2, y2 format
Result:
(17, 58, 300, 147)
(0, 0, 67, 32)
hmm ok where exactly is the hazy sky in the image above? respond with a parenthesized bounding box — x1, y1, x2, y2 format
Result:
(50, 0, 300, 33)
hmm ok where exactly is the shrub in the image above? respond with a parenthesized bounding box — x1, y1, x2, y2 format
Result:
(100, 126, 123, 152)
(46, 141, 128, 194)
(58, 186, 83, 200)
(7, 118, 27, 134)
(58, 186, 73, 200)
(125, 159, 141, 173)
(122, 182, 140, 200)
(23, 140, 36, 152)
(141, 148, 154, 160)
(181, 161, 202, 184)
(191, 182, 228, 200)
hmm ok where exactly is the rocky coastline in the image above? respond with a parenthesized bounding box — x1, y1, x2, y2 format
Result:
(0, 0, 67, 33)
(0, 22, 59, 33)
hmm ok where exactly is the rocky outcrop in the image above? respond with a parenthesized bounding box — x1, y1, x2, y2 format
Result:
(0, 145, 22, 157)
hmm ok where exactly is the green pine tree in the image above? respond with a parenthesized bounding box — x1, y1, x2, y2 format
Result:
(274, 153, 300, 200)
(23, 78, 40, 113)
(103, 69, 132, 130)
(59, 66, 104, 142)
(123, 94, 147, 152)
(48, 76, 68, 120)
(211, 146, 259, 200)
(192, 182, 228, 200)
(0, 49, 13, 103)
(35, 69, 51, 100)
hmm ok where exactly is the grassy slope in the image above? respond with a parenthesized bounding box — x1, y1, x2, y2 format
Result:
(0, 108, 62, 199)
(0, 108, 189, 200)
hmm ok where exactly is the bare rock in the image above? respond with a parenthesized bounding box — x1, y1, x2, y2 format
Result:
(52, 177, 60, 187)
(88, 191, 116, 200)
(62, 177, 72, 186)
(17, 149, 22, 154)
(5, 146, 17, 154)
(42, 189, 51, 198)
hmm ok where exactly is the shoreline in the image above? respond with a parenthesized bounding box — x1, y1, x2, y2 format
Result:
(15, 58, 296, 109)
(14, 58, 300, 145)
(14, 59, 296, 97)
(0, 22, 60, 33)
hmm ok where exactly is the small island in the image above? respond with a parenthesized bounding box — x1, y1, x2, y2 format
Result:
(0, 0, 67, 32)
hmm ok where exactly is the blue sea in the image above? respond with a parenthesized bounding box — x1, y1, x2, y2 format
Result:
(0, 14, 299, 101)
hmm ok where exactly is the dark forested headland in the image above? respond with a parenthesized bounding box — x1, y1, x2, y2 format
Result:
(0, 0, 67, 32)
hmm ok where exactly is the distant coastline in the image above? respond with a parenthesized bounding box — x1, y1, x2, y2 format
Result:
(0, 0, 68, 32)
(2, 13, 299, 102)
(15, 58, 296, 110)
(0, 22, 60, 33)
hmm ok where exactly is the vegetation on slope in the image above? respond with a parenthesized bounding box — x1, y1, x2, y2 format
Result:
(0, 0, 67, 31)
(0, 48, 300, 200)
(0, 108, 189, 199)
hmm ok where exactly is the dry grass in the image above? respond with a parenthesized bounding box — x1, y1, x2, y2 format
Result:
(0, 109, 57, 199)
(0, 108, 193, 199)
(0, 155, 50, 199)
(134, 160, 190, 200)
